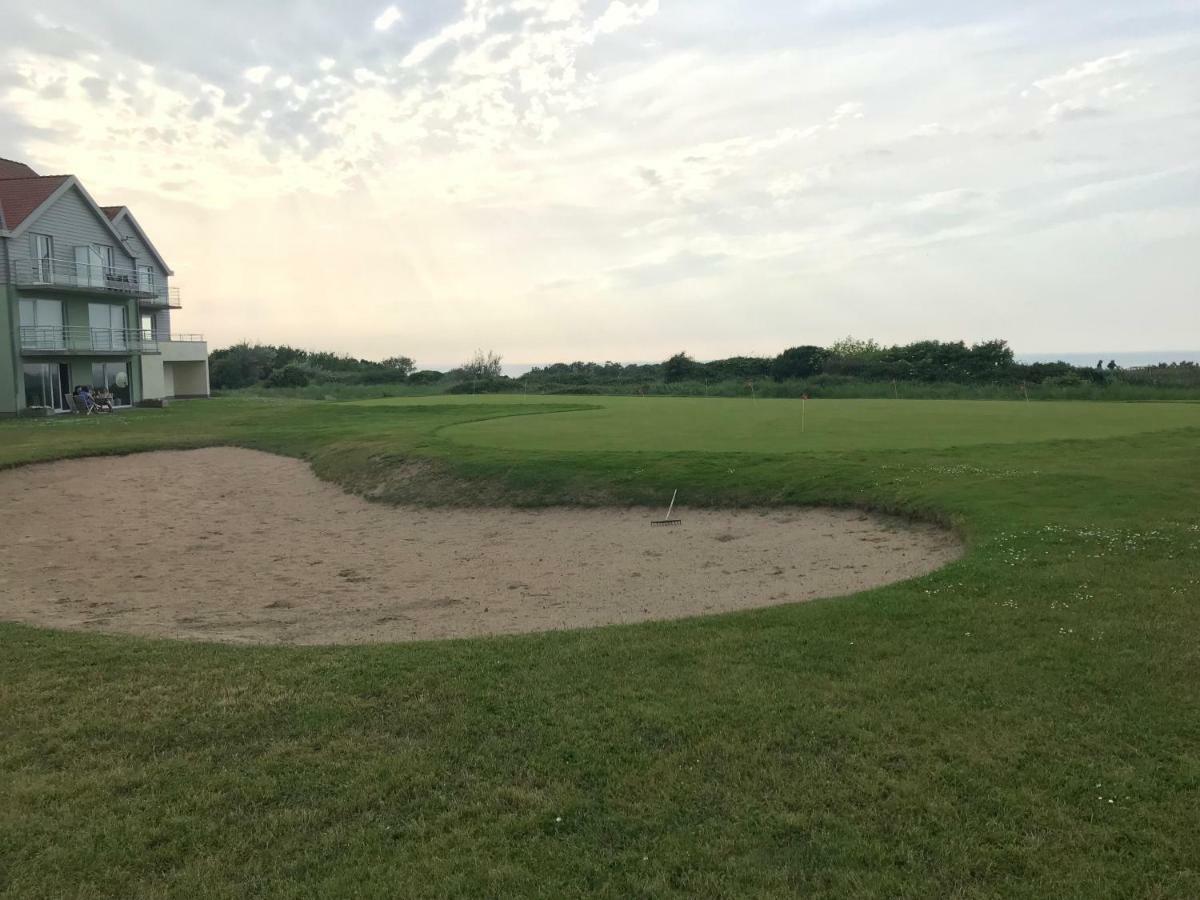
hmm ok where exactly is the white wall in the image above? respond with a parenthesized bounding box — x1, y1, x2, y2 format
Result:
(166, 361, 208, 397)
(140, 354, 166, 400)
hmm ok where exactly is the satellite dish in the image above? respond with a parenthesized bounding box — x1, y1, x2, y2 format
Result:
(115, 371, 128, 389)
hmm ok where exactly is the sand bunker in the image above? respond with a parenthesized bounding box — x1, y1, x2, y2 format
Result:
(0, 448, 961, 645)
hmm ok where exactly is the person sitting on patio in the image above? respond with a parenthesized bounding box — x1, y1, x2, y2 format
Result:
(75, 385, 96, 414)
(92, 387, 114, 413)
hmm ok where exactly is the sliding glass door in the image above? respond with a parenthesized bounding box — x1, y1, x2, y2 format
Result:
(91, 361, 131, 407)
(32, 234, 55, 282)
(17, 297, 64, 350)
(23, 363, 66, 411)
(89, 302, 128, 351)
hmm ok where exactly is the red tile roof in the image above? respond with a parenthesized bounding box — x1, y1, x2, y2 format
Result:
(0, 175, 70, 232)
(0, 158, 39, 179)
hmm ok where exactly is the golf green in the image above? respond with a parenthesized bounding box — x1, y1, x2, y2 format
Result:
(441, 396, 1200, 453)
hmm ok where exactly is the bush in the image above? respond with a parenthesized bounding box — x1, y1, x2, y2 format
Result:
(663, 352, 700, 382)
(446, 377, 513, 394)
(209, 343, 276, 389)
(408, 370, 445, 386)
(459, 350, 504, 380)
(771, 346, 828, 381)
(265, 362, 312, 388)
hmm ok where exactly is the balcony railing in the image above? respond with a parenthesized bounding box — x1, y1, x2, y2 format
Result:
(10, 257, 181, 307)
(19, 325, 158, 354)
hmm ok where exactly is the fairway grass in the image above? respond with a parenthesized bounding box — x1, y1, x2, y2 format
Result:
(438, 395, 1200, 452)
(2, 396, 1199, 899)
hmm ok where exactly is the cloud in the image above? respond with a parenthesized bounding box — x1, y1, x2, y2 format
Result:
(594, 0, 661, 36)
(372, 5, 403, 33)
(243, 65, 271, 85)
(79, 75, 108, 101)
(1033, 51, 1135, 95)
(1046, 100, 1108, 123)
(637, 166, 664, 187)
(0, 0, 1196, 361)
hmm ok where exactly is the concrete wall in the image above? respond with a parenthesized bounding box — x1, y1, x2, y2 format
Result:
(166, 361, 208, 397)
(160, 339, 208, 363)
(144, 342, 211, 401)
(141, 354, 166, 401)
(160, 340, 209, 397)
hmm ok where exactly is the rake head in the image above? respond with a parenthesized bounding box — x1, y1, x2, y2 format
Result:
(651, 489, 681, 526)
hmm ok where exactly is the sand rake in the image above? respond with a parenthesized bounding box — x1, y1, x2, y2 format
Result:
(651, 489, 682, 526)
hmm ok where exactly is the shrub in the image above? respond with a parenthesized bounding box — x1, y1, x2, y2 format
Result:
(459, 350, 504, 380)
(408, 370, 445, 386)
(446, 377, 513, 394)
(663, 352, 700, 382)
(265, 362, 312, 388)
(771, 345, 828, 381)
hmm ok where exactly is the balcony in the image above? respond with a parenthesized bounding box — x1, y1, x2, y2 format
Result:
(20, 325, 158, 355)
(10, 257, 181, 308)
(158, 335, 208, 363)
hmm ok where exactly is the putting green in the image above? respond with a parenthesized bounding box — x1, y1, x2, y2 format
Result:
(441, 397, 1200, 453)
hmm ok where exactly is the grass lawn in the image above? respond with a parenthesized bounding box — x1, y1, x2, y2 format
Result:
(2, 396, 1199, 898)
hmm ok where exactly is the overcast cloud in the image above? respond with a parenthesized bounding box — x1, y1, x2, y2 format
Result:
(1, 0, 1198, 364)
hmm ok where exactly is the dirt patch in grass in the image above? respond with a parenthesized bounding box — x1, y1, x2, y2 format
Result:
(0, 448, 962, 645)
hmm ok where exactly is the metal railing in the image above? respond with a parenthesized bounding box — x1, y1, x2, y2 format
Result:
(161, 333, 205, 342)
(19, 325, 158, 354)
(138, 286, 183, 309)
(10, 257, 181, 307)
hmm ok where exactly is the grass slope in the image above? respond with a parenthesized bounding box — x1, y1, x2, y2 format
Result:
(2, 397, 1199, 899)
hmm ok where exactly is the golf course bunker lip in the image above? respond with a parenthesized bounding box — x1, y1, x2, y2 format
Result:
(0, 448, 963, 646)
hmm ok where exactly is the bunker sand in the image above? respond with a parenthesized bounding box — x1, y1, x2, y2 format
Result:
(0, 448, 962, 645)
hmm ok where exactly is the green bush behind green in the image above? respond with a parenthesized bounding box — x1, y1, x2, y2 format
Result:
(210, 339, 1200, 401)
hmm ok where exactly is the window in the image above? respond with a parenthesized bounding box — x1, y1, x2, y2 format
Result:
(75, 245, 105, 288)
(94, 244, 115, 275)
(31, 234, 54, 282)
(141, 314, 155, 339)
(17, 298, 64, 350)
(88, 302, 128, 351)
(91, 362, 131, 406)
(23, 363, 64, 410)
(139, 266, 156, 293)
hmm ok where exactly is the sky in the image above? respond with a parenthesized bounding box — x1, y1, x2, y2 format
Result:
(1, 0, 1198, 368)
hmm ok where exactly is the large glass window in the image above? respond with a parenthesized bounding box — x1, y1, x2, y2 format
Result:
(17, 297, 64, 350)
(95, 244, 115, 276)
(31, 234, 54, 282)
(75, 245, 106, 287)
(23, 363, 64, 410)
(91, 362, 131, 406)
(88, 302, 128, 351)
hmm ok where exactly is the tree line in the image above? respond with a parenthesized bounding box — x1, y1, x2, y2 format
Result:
(208, 339, 1199, 394)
